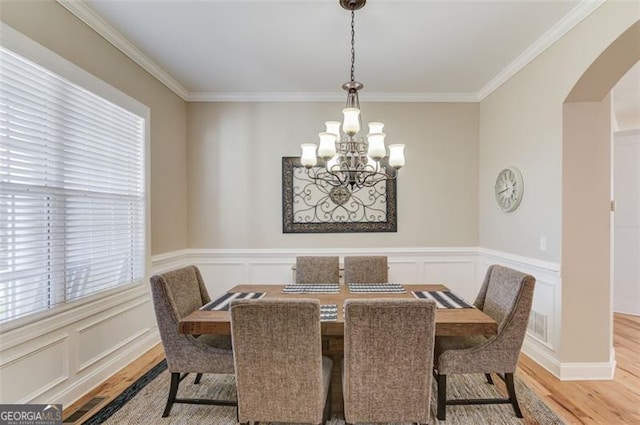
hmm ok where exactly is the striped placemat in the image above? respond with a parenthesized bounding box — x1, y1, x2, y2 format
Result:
(199, 292, 266, 311)
(348, 283, 406, 293)
(281, 284, 341, 294)
(320, 304, 338, 321)
(412, 290, 473, 309)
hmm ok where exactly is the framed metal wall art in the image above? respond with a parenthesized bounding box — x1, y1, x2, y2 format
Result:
(282, 157, 397, 233)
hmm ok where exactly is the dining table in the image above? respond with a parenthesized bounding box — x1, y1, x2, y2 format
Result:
(179, 283, 498, 414)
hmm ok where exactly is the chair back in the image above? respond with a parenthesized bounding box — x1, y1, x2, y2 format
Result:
(343, 299, 437, 423)
(295, 256, 340, 283)
(474, 265, 536, 362)
(344, 256, 388, 283)
(150, 266, 228, 373)
(230, 299, 325, 424)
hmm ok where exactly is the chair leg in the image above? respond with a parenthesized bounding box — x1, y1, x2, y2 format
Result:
(437, 373, 447, 421)
(162, 372, 180, 417)
(505, 373, 523, 418)
(194, 373, 203, 384)
(322, 381, 332, 423)
(485, 373, 494, 385)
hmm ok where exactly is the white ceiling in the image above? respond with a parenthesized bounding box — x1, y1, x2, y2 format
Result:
(75, 0, 601, 101)
(64, 0, 635, 122)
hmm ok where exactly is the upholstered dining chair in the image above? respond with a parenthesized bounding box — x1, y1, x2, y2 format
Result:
(230, 299, 332, 425)
(149, 266, 236, 417)
(344, 255, 388, 283)
(433, 265, 536, 420)
(295, 256, 340, 283)
(343, 299, 437, 424)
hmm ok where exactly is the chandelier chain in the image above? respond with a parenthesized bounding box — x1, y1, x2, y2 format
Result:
(299, 0, 405, 190)
(350, 10, 355, 83)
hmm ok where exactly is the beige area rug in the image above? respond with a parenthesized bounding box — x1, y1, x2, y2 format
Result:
(96, 366, 564, 424)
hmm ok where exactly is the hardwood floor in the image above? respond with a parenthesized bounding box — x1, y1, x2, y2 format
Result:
(62, 313, 640, 424)
(517, 313, 640, 424)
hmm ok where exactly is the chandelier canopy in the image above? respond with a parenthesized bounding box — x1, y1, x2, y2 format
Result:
(300, 0, 405, 190)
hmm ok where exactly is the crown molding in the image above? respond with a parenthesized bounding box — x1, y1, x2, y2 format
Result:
(57, 0, 603, 104)
(187, 91, 480, 103)
(56, 0, 190, 100)
(478, 0, 606, 100)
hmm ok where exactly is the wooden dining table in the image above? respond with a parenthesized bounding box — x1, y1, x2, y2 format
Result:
(179, 283, 497, 414)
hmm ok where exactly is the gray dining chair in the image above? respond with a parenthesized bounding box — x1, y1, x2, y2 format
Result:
(344, 256, 388, 283)
(296, 256, 340, 283)
(149, 265, 236, 417)
(230, 299, 332, 424)
(343, 299, 437, 424)
(433, 265, 535, 420)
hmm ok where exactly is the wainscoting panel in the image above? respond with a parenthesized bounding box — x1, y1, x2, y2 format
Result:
(0, 280, 160, 406)
(247, 261, 296, 285)
(76, 299, 153, 373)
(387, 260, 420, 285)
(195, 262, 245, 299)
(422, 259, 477, 301)
(0, 245, 585, 408)
(0, 335, 68, 403)
(478, 248, 562, 377)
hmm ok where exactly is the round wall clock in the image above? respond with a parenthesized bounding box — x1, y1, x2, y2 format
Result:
(494, 167, 524, 212)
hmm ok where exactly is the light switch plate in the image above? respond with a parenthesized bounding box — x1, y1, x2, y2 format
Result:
(539, 236, 547, 252)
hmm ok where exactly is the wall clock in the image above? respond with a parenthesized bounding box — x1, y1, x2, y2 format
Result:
(494, 167, 524, 212)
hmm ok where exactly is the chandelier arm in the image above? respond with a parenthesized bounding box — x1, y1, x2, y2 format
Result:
(306, 168, 348, 188)
(299, 0, 404, 192)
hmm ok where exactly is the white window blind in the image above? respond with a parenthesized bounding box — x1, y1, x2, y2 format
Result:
(0, 47, 146, 323)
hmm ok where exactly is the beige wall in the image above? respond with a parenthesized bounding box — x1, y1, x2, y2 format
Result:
(0, 0, 188, 255)
(480, 3, 639, 263)
(562, 98, 613, 363)
(480, 2, 639, 364)
(187, 102, 479, 249)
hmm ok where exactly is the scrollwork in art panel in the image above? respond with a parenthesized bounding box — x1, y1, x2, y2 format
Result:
(282, 157, 397, 233)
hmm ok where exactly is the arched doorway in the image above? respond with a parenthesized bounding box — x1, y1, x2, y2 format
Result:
(561, 21, 640, 374)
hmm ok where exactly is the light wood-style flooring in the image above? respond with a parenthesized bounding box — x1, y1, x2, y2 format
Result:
(62, 313, 640, 424)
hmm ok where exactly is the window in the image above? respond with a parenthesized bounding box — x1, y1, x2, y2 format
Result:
(0, 39, 146, 323)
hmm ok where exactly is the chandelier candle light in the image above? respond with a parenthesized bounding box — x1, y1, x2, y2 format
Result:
(300, 0, 405, 190)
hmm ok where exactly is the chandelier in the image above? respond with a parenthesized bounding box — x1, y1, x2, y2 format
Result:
(300, 0, 405, 190)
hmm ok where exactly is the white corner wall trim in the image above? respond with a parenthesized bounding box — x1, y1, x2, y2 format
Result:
(184, 246, 479, 257)
(0, 285, 150, 348)
(55, 0, 190, 100)
(186, 91, 481, 103)
(55, 0, 603, 103)
(150, 249, 190, 274)
(477, 0, 606, 100)
(477, 248, 561, 275)
(614, 128, 640, 137)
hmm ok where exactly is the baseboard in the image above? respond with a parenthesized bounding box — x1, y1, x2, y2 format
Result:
(558, 348, 616, 381)
(522, 335, 562, 378)
(613, 304, 640, 316)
